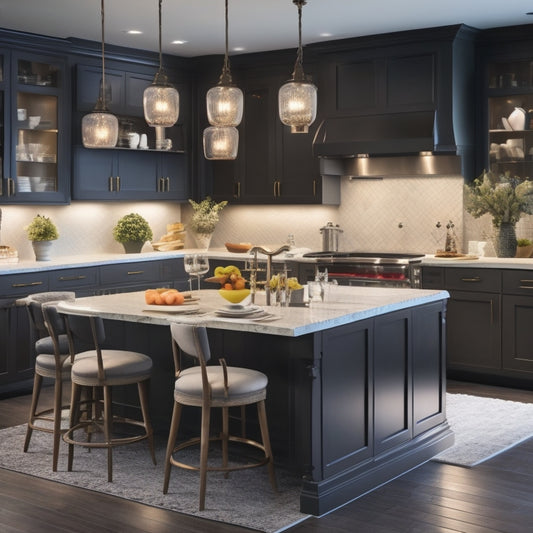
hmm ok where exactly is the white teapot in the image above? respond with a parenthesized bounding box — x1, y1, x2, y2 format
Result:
(507, 107, 527, 131)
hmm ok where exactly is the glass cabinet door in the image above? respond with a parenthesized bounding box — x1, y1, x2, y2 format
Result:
(488, 59, 533, 181)
(15, 58, 59, 195)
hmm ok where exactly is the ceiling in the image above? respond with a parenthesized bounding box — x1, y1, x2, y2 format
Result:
(1, 0, 533, 58)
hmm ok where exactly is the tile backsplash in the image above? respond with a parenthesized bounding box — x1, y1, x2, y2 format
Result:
(2, 173, 527, 261)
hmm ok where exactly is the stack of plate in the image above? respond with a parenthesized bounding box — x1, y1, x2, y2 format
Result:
(214, 304, 265, 318)
(17, 176, 31, 192)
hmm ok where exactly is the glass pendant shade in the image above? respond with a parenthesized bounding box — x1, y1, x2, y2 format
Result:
(206, 85, 243, 127)
(203, 126, 239, 160)
(143, 1, 179, 127)
(278, 79, 317, 133)
(144, 76, 180, 127)
(82, 109, 119, 148)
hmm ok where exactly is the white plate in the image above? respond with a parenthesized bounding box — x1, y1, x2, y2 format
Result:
(214, 304, 263, 317)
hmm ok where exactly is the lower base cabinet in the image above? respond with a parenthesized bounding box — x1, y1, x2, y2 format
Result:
(0, 257, 188, 394)
(422, 266, 533, 387)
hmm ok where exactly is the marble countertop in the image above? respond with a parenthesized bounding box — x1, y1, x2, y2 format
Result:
(56, 286, 448, 338)
(4, 248, 533, 276)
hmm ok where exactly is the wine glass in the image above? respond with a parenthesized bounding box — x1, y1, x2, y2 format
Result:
(195, 255, 210, 291)
(183, 254, 198, 292)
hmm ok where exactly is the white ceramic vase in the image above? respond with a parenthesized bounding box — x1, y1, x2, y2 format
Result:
(32, 240, 53, 261)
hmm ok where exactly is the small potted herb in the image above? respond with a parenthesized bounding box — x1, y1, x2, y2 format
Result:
(516, 238, 533, 258)
(112, 213, 153, 253)
(25, 214, 59, 261)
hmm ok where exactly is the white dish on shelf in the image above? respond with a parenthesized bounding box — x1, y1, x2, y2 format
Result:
(502, 117, 513, 131)
(508, 107, 527, 131)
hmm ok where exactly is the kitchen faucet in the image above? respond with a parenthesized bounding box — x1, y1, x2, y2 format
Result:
(249, 245, 291, 305)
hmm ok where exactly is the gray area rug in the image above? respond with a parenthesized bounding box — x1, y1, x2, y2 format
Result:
(0, 424, 309, 533)
(433, 393, 533, 467)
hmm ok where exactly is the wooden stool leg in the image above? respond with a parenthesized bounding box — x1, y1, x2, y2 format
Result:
(67, 381, 82, 472)
(222, 406, 229, 478)
(24, 373, 43, 453)
(138, 380, 156, 465)
(52, 373, 64, 472)
(257, 400, 277, 492)
(199, 405, 211, 511)
(163, 401, 182, 494)
(103, 385, 113, 482)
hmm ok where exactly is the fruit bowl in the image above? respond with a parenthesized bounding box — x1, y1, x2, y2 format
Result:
(218, 288, 251, 304)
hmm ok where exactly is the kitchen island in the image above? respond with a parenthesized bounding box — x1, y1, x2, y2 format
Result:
(58, 285, 452, 515)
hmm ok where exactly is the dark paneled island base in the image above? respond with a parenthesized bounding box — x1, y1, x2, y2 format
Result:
(102, 298, 452, 516)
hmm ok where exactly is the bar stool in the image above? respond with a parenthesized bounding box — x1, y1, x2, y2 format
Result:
(19, 291, 75, 471)
(163, 323, 276, 511)
(56, 305, 156, 482)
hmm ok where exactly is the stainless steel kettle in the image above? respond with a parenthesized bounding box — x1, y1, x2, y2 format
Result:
(320, 222, 343, 252)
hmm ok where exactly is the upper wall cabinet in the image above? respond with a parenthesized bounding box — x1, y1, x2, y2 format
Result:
(477, 24, 533, 181)
(1, 50, 69, 204)
(72, 56, 191, 201)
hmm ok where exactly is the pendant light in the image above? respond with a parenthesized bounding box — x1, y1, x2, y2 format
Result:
(143, 0, 179, 128)
(82, 0, 119, 148)
(203, 0, 243, 160)
(278, 0, 317, 134)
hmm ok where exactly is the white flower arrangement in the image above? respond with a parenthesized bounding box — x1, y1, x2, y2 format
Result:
(188, 197, 227, 234)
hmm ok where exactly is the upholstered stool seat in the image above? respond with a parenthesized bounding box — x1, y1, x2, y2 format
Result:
(163, 323, 276, 511)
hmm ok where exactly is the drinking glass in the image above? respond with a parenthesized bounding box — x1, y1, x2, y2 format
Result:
(195, 255, 210, 291)
(183, 254, 198, 291)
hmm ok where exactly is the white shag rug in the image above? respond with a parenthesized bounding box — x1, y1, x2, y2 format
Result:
(0, 425, 309, 533)
(433, 393, 533, 467)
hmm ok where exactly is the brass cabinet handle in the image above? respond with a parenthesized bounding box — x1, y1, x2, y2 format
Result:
(116, 176, 120, 191)
(109, 176, 114, 191)
(233, 181, 241, 199)
(313, 179, 317, 197)
(8, 177, 15, 196)
(519, 279, 533, 283)
(166, 177, 170, 192)
(273, 180, 281, 197)
(158, 177, 163, 192)
(519, 285, 533, 289)
(127, 270, 144, 275)
(12, 281, 44, 288)
(460, 277, 481, 282)
(58, 275, 87, 281)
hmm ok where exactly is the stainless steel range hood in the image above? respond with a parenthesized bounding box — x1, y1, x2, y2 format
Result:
(313, 110, 462, 177)
(312, 111, 439, 157)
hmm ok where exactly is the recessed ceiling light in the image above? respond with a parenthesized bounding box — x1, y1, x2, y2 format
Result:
(171, 40, 188, 45)
(126, 30, 143, 35)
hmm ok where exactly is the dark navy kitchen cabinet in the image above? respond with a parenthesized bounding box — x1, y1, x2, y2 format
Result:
(72, 145, 188, 201)
(1, 49, 70, 205)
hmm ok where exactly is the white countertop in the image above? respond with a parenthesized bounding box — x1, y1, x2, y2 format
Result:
(4, 248, 533, 275)
(57, 286, 449, 338)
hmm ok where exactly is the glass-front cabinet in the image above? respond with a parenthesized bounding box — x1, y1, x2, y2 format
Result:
(487, 59, 533, 181)
(1, 51, 68, 204)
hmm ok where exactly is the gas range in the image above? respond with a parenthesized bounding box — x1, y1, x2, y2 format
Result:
(301, 251, 425, 288)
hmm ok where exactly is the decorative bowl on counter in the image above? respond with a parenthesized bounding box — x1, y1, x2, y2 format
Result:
(225, 242, 252, 253)
(218, 288, 251, 304)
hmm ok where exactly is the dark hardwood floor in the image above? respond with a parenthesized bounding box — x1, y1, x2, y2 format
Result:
(1, 380, 532, 532)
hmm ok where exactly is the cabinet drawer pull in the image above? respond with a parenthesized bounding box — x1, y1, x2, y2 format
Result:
(313, 179, 317, 197)
(519, 285, 533, 289)
(58, 275, 87, 281)
(8, 177, 16, 196)
(233, 181, 240, 199)
(460, 277, 481, 282)
(109, 176, 114, 191)
(519, 279, 533, 284)
(127, 270, 144, 275)
(116, 176, 120, 191)
(166, 177, 170, 192)
(12, 281, 44, 288)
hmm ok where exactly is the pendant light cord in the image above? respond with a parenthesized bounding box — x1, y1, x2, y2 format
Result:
(219, 0, 232, 85)
(292, 0, 306, 81)
(158, 0, 163, 70)
(100, 0, 107, 109)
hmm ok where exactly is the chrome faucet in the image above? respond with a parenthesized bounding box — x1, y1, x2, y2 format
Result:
(249, 245, 291, 305)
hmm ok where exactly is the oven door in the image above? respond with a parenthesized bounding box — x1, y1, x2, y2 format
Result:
(324, 263, 413, 288)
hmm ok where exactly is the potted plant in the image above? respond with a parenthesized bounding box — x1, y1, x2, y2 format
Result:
(25, 214, 59, 261)
(112, 213, 153, 253)
(516, 238, 533, 258)
(464, 171, 533, 257)
(188, 197, 227, 250)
